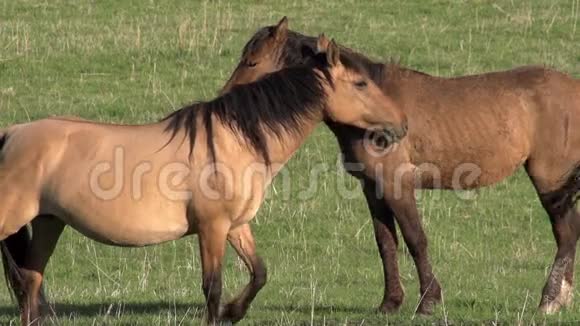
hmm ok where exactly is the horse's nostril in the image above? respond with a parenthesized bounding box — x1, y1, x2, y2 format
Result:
(369, 122, 406, 149)
(368, 129, 391, 149)
(380, 129, 394, 146)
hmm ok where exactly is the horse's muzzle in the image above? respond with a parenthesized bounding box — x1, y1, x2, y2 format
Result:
(374, 121, 408, 148)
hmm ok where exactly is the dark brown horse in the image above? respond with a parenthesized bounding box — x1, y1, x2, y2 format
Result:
(221, 17, 580, 315)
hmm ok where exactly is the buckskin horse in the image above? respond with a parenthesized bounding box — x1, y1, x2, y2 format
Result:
(0, 38, 407, 325)
(221, 17, 580, 315)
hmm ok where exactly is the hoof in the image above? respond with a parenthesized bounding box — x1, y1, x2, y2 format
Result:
(378, 297, 404, 314)
(219, 302, 246, 324)
(207, 318, 233, 326)
(539, 279, 573, 315)
(416, 295, 442, 315)
(416, 301, 436, 315)
(539, 301, 563, 315)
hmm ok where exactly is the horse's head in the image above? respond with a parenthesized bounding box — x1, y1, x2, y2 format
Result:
(315, 36, 407, 140)
(221, 17, 407, 144)
(220, 17, 292, 95)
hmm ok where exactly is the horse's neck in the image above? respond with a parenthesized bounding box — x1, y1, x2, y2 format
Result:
(382, 64, 433, 83)
(202, 113, 321, 181)
(264, 117, 320, 176)
(377, 64, 435, 102)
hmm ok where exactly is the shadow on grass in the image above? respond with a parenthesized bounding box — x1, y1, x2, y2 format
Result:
(261, 302, 370, 315)
(0, 301, 425, 324)
(0, 301, 370, 319)
(0, 301, 204, 317)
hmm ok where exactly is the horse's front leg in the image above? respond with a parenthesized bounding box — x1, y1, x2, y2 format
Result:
(361, 178, 404, 313)
(220, 224, 267, 323)
(534, 185, 580, 313)
(382, 167, 442, 315)
(198, 219, 230, 324)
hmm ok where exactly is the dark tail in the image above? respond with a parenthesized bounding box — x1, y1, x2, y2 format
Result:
(0, 131, 7, 152)
(1, 227, 31, 304)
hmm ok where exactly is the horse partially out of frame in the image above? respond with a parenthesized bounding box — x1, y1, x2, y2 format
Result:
(221, 17, 580, 315)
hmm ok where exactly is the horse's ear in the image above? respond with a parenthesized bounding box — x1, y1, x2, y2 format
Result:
(315, 34, 340, 67)
(316, 33, 331, 53)
(271, 16, 288, 43)
(326, 39, 340, 67)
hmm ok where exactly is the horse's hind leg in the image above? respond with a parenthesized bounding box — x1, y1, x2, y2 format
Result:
(221, 224, 267, 323)
(526, 161, 580, 314)
(2, 215, 65, 325)
(1, 225, 31, 314)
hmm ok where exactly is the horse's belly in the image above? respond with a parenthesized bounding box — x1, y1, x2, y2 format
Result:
(414, 160, 524, 190)
(42, 200, 192, 247)
(71, 219, 190, 247)
(413, 146, 528, 190)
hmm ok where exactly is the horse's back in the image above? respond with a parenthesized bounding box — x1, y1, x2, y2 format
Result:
(400, 66, 579, 189)
(0, 118, 71, 177)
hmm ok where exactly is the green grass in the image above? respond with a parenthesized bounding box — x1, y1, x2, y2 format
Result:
(1, 0, 579, 324)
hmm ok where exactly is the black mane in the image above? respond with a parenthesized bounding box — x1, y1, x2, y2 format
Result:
(243, 26, 440, 87)
(243, 28, 385, 85)
(162, 65, 329, 166)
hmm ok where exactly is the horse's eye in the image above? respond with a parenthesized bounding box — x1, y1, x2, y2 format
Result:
(354, 80, 367, 88)
(246, 61, 258, 68)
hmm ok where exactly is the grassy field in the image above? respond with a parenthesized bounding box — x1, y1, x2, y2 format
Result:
(0, 0, 579, 324)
